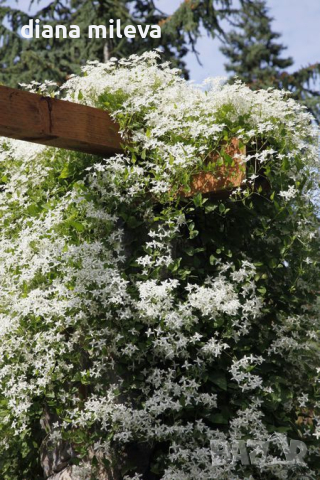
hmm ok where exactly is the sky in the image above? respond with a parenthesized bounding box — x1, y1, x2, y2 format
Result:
(4, 0, 320, 83)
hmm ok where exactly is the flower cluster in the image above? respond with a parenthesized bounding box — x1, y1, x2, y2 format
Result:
(0, 52, 319, 479)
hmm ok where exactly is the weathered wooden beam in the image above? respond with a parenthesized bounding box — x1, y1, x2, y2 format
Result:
(0, 86, 123, 156)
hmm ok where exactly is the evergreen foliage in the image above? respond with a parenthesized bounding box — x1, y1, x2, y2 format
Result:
(0, 0, 239, 86)
(220, 0, 320, 123)
(220, 0, 293, 86)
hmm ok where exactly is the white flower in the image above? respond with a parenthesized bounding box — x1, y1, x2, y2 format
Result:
(279, 185, 298, 201)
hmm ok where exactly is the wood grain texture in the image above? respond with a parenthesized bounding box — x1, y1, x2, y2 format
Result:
(0, 86, 247, 196)
(0, 86, 123, 156)
(183, 138, 246, 197)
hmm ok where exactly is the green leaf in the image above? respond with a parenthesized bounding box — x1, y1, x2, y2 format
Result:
(59, 164, 73, 179)
(257, 286, 266, 295)
(193, 193, 203, 207)
(208, 413, 229, 424)
(69, 220, 85, 232)
(205, 204, 217, 213)
(209, 255, 216, 265)
(219, 203, 226, 214)
(209, 372, 227, 391)
(189, 230, 199, 239)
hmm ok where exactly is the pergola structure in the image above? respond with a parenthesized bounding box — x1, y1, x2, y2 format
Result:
(0, 85, 245, 195)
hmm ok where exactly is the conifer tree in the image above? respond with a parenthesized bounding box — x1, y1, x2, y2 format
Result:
(0, 0, 240, 87)
(220, 0, 293, 87)
(220, 0, 320, 122)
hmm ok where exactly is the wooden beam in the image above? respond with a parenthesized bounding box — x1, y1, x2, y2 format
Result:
(0, 86, 247, 197)
(0, 86, 123, 156)
(182, 138, 246, 197)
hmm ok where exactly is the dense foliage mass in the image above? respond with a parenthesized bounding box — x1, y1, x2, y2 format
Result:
(0, 52, 320, 479)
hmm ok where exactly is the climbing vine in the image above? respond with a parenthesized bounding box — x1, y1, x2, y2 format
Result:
(0, 52, 320, 479)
